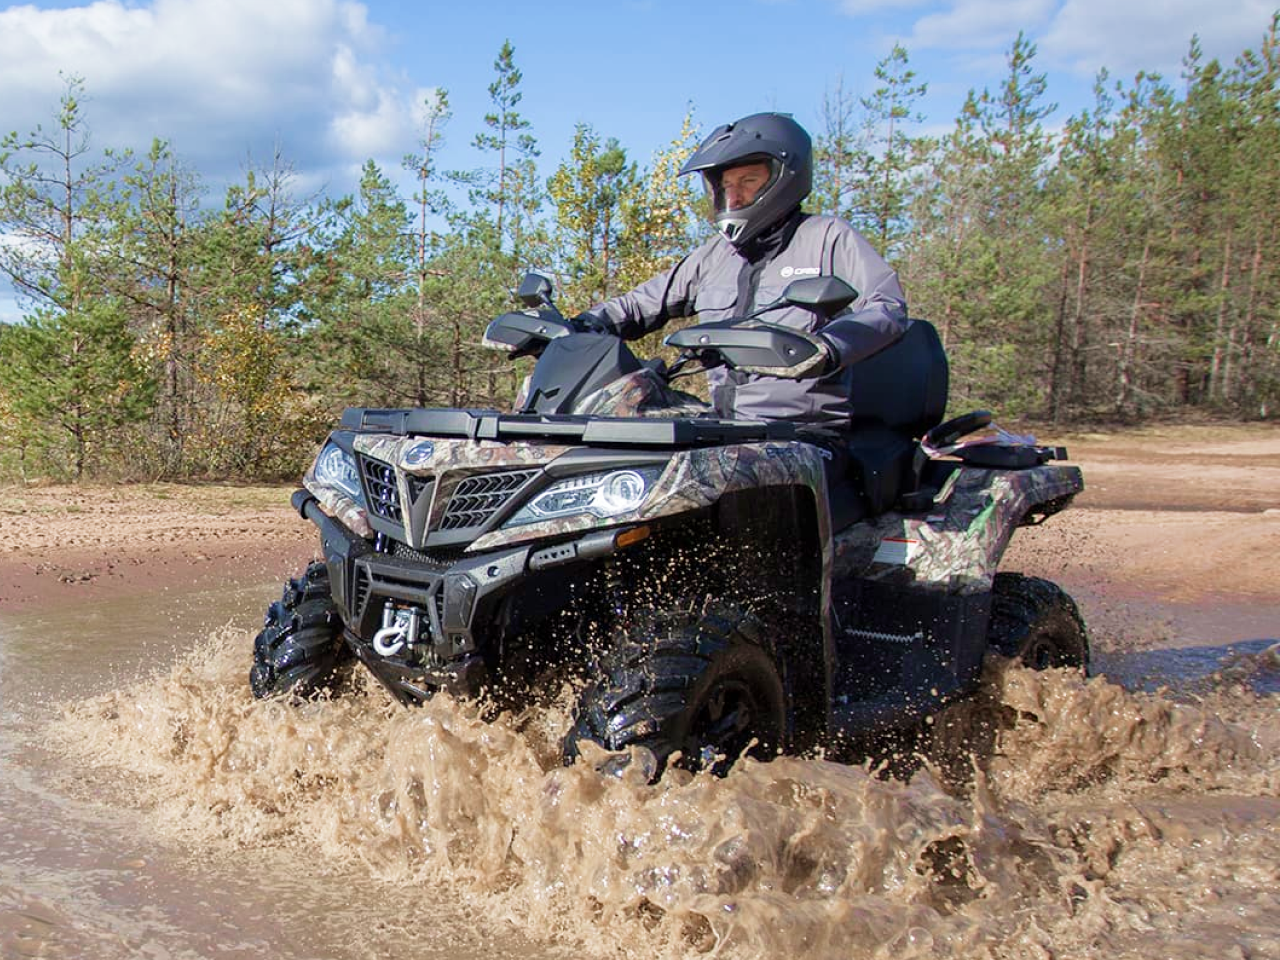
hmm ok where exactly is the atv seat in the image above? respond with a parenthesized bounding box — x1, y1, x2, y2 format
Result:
(841, 319, 948, 519)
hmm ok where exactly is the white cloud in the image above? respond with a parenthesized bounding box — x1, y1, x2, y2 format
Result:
(837, 0, 1279, 126)
(329, 85, 407, 158)
(0, 0, 418, 189)
(903, 0, 1057, 50)
(1040, 0, 1277, 81)
(852, 1, 1277, 79)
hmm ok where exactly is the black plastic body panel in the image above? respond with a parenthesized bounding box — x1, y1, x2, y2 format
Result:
(828, 579, 992, 737)
(519, 334, 643, 414)
(339, 406, 797, 447)
(664, 319, 822, 371)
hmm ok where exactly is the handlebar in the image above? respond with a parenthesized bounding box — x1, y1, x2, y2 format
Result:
(484, 271, 852, 378)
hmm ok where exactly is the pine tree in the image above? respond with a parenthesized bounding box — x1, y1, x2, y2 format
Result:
(616, 107, 703, 291)
(0, 75, 125, 311)
(812, 75, 860, 219)
(1168, 39, 1241, 406)
(401, 88, 453, 406)
(308, 160, 419, 407)
(1042, 72, 1127, 419)
(0, 270, 155, 479)
(469, 40, 540, 254)
(1229, 14, 1280, 414)
(902, 35, 1057, 416)
(850, 44, 927, 259)
(106, 139, 208, 472)
(547, 124, 638, 309)
(0, 75, 154, 478)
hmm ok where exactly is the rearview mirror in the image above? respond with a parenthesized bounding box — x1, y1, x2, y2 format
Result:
(781, 276, 858, 316)
(517, 271, 555, 308)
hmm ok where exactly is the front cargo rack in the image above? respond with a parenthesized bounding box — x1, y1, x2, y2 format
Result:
(339, 407, 797, 448)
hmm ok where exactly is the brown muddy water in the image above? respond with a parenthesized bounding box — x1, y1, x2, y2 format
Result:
(1, 577, 1277, 960)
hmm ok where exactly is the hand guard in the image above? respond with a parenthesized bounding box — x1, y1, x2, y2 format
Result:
(735, 329, 835, 379)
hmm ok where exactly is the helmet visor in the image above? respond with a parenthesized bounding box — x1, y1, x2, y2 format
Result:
(704, 158, 781, 215)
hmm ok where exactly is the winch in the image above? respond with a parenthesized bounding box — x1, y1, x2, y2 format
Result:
(372, 602, 427, 657)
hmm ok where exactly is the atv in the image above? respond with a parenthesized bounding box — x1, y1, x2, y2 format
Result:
(251, 271, 1088, 774)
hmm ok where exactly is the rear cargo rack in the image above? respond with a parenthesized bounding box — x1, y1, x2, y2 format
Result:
(339, 407, 797, 448)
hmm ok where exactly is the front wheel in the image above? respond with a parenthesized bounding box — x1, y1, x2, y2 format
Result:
(250, 561, 350, 699)
(565, 605, 786, 777)
(987, 573, 1090, 672)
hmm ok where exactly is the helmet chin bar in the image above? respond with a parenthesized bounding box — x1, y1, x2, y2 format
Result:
(717, 217, 750, 244)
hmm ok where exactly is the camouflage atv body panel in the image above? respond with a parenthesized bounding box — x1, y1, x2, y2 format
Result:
(302, 465, 375, 540)
(303, 433, 831, 554)
(571, 367, 710, 419)
(303, 435, 576, 545)
(831, 463, 1082, 595)
(475, 439, 831, 551)
(304, 429, 1079, 596)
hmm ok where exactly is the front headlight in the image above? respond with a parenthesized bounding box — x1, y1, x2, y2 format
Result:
(505, 466, 662, 526)
(314, 442, 365, 506)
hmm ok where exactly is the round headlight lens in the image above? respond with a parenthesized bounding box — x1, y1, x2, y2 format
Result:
(314, 443, 363, 502)
(599, 470, 647, 513)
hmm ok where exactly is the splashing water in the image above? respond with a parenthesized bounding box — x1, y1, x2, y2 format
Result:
(49, 628, 1280, 960)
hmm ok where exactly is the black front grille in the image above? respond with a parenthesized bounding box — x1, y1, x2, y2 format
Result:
(391, 541, 457, 571)
(439, 470, 539, 531)
(350, 563, 372, 621)
(359, 455, 401, 522)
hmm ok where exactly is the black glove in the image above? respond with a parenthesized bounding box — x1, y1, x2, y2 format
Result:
(572, 313, 613, 335)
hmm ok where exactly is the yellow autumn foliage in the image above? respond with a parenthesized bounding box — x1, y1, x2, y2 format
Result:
(184, 306, 329, 477)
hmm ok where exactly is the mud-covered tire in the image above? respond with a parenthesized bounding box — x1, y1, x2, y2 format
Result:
(988, 572, 1090, 672)
(565, 606, 786, 777)
(250, 561, 350, 699)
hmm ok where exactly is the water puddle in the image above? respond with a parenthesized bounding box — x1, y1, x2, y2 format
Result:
(0, 581, 547, 960)
(1094, 639, 1280, 696)
(1, 581, 1277, 960)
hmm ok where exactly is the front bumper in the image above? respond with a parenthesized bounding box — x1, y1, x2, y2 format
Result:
(291, 489, 634, 704)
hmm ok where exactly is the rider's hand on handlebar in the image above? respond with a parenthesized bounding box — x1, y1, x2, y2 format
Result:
(571, 313, 613, 335)
(803, 334, 838, 377)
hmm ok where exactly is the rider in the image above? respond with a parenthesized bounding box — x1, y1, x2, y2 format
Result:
(576, 111, 909, 435)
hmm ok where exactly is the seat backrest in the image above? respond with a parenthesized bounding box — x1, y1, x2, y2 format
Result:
(848, 319, 948, 438)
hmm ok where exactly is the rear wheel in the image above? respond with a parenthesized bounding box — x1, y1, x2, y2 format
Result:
(987, 573, 1089, 671)
(565, 605, 786, 777)
(250, 561, 350, 698)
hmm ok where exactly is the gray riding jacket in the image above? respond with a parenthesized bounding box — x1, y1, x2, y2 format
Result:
(580, 213, 909, 427)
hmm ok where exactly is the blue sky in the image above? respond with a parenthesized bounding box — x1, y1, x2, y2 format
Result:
(0, 0, 1276, 321)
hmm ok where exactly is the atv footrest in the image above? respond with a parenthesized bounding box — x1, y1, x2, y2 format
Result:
(830, 580, 992, 737)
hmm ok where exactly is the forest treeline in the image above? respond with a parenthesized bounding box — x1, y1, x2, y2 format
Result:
(1, 22, 1278, 483)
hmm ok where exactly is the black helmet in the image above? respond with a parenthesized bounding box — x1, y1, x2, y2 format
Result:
(679, 112, 812, 247)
